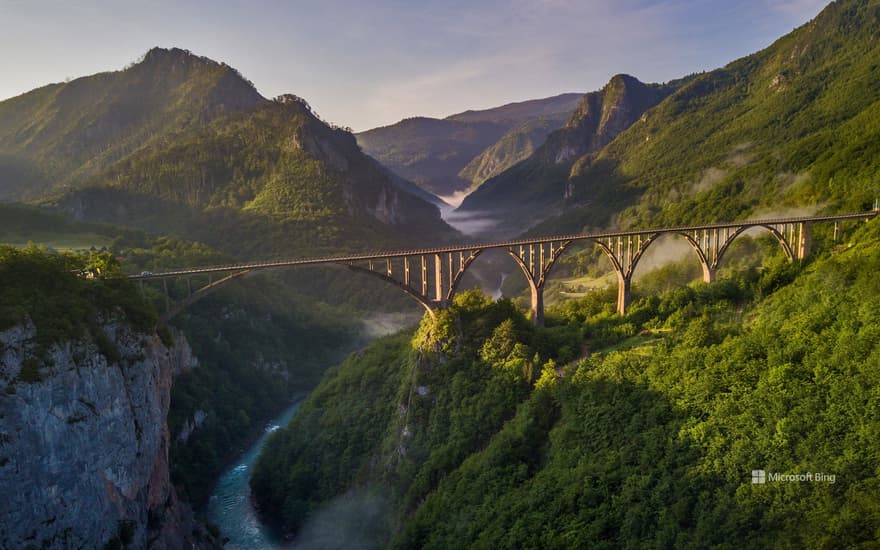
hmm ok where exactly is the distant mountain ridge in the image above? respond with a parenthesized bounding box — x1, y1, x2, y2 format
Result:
(446, 93, 584, 124)
(0, 47, 456, 256)
(355, 93, 583, 198)
(458, 74, 682, 229)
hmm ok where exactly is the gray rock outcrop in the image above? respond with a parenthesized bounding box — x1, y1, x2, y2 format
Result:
(0, 318, 200, 548)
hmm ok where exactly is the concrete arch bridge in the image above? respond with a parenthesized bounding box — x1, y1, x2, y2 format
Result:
(129, 212, 877, 326)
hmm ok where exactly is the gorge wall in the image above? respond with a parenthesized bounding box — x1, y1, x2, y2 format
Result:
(0, 318, 204, 549)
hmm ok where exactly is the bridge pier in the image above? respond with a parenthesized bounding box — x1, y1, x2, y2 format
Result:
(617, 274, 631, 316)
(529, 283, 545, 327)
(797, 222, 811, 261)
(701, 265, 716, 284)
(434, 253, 446, 302)
(507, 241, 571, 326)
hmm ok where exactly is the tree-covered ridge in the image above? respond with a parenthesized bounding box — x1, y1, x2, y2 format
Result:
(79, 97, 440, 225)
(569, 0, 880, 229)
(458, 74, 682, 227)
(397, 221, 880, 549)
(0, 246, 155, 346)
(250, 291, 580, 541)
(0, 47, 264, 201)
(251, 217, 880, 547)
(41, 94, 456, 259)
(462, 0, 880, 237)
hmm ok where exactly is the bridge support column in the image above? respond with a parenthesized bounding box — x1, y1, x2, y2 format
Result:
(530, 283, 545, 327)
(617, 273, 631, 316)
(434, 253, 446, 304)
(797, 222, 811, 261)
(701, 264, 716, 284)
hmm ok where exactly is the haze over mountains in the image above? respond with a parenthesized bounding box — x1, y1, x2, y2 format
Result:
(356, 93, 583, 201)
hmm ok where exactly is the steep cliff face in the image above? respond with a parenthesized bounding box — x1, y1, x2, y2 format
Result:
(0, 318, 202, 549)
(541, 74, 676, 166)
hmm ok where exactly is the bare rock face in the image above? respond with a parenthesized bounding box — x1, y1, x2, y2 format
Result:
(0, 319, 200, 549)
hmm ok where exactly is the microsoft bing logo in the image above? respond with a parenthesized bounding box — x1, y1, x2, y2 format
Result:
(751, 470, 766, 484)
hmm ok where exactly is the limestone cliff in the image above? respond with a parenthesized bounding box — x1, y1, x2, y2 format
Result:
(0, 317, 204, 549)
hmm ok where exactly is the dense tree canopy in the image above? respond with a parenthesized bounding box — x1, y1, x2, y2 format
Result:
(252, 218, 880, 548)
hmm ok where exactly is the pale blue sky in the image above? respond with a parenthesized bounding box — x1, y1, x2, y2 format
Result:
(0, 0, 828, 131)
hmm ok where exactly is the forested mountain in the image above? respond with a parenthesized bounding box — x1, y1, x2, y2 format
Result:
(458, 74, 682, 231)
(0, 47, 264, 201)
(355, 93, 582, 198)
(0, 48, 456, 258)
(50, 94, 455, 256)
(461, 0, 880, 235)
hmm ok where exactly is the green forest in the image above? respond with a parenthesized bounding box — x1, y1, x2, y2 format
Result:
(251, 218, 880, 548)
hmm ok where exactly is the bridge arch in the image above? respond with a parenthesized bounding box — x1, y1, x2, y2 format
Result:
(448, 250, 486, 300)
(724, 224, 795, 263)
(621, 232, 712, 285)
(157, 269, 253, 326)
(591, 233, 658, 315)
(505, 240, 573, 326)
(345, 264, 438, 320)
(674, 223, 798, 285)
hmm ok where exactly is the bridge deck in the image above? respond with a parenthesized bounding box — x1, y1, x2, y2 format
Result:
(128, 212, 876, 280)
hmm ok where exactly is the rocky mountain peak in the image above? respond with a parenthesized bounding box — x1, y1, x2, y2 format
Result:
(129, 47, 264, 112)
(139, 46, 220, 69)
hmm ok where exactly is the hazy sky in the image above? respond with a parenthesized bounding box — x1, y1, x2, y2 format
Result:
(0, 0, 828, 131)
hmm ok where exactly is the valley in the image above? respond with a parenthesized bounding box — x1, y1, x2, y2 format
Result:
(1, 0, 879, 548)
